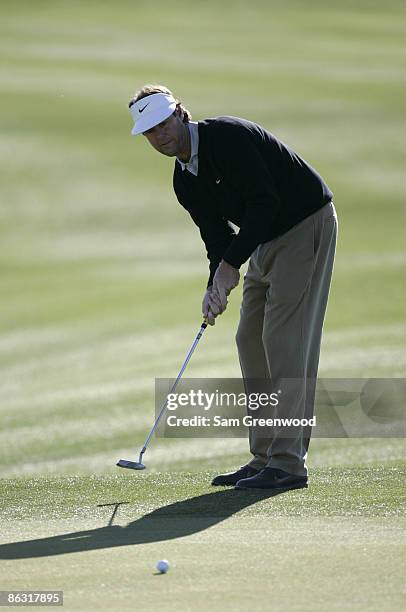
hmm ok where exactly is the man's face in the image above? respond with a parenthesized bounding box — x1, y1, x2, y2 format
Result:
(142, 111, 186, 158)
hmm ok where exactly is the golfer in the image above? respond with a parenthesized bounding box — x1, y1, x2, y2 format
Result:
(129, 84, 337, 491)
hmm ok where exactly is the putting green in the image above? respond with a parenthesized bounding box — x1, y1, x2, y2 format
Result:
(1, 470, 405, 611)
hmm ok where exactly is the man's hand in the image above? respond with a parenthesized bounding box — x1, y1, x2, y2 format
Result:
(202, 286, 223, 326)
(212, 260, 240, 312)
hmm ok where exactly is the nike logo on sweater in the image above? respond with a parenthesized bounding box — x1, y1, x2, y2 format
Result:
(215, 178, 221, 184)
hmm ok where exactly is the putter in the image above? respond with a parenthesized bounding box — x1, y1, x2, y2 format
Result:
(117, 318, 208, 471)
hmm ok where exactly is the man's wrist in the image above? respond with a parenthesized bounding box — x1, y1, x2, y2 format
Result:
(220, 258, 238, 271)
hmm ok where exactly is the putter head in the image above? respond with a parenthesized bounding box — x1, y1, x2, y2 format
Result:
(116, 459, 146, 471)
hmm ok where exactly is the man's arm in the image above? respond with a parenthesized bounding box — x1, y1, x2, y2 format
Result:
(213, 121, 282, 270)
(174, 177, 236, 287)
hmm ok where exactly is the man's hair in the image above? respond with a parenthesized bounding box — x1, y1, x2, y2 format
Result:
(128, 84, 192, 123)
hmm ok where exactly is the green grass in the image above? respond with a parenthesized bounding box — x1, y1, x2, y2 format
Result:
(1, 470, 405, 610)
(1, 0, 405, 610)
(2, 469, 405, 520)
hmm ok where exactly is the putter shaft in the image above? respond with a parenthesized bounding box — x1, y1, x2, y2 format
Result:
(117, 319, 208, 470)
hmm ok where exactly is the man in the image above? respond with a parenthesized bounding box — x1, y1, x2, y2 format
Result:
(129, 84, 337, 491)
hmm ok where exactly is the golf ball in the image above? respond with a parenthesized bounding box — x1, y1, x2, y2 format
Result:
(156, 559, 169, 574)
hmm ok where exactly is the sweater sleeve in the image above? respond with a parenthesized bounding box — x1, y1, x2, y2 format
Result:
(174, 176, 236, 287)
(213, 122, 282, 269)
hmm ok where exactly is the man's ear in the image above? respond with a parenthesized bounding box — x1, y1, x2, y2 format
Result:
(174, 104, 184, 120)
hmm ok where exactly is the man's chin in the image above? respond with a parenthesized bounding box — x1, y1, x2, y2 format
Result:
(158, 147, 176, 157)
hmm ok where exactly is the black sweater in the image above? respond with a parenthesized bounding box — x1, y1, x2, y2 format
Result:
(173, 116, 333, 286)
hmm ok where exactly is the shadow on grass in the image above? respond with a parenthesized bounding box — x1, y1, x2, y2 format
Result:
(0, 488, 286, 559)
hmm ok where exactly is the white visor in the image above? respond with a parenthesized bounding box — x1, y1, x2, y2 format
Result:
(130, 92, 177, 135)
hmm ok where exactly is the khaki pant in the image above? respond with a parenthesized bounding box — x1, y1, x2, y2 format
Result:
(236, 201, 338, 477)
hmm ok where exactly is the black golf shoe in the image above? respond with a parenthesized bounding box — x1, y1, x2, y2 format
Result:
(235, 467, 308, 491)
(211, 465, 261, 487)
